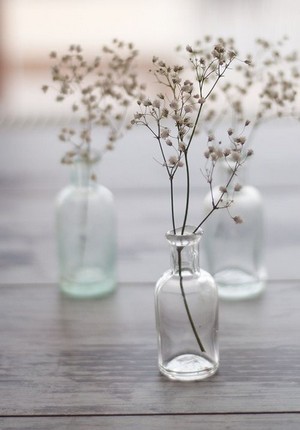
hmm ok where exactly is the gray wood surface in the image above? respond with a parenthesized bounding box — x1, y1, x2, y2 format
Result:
(0, 282, 299, 424)
(0, 414, 299, 430)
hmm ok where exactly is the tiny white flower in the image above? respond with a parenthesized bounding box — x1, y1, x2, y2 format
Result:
(184, 105, 193, 113)
(160, 128, 170, 139)
(231, 151, 241, 162)
(170, 100, 180, 110)
(169, 155, 178, 165)
(233, 216, 243, 224)
(153, 99, 161, 108)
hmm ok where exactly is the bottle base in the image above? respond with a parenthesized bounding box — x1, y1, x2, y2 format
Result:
(60, 267, 116, 298)
(215, 269, 265, 300)
(159, 354, 219, 381)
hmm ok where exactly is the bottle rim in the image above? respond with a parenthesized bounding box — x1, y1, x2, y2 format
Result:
(166, 226, 203, 246)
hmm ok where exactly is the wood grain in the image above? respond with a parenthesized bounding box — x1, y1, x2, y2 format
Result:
(0, 414, 299, 430)
(0, 282, 299, 417)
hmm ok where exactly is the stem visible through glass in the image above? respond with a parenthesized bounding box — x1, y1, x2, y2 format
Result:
(177, 247, 206, 353)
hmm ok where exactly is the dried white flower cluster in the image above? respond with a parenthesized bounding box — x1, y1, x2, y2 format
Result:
(202, 122, 253, 225)
(175, 36, 244, 127)
(43, 39, 143, 164)
(132, 42, 251, 232)
(200, 36, 300, 135)
(254, 37, 299, 122)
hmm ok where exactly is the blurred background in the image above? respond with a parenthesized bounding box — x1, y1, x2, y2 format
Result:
(1, 0, 300, 284)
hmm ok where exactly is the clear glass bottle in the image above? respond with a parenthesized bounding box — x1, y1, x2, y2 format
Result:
(56, 153, 116, 298)
(203, 161, 266, 300)
(155, 226, 219, 381)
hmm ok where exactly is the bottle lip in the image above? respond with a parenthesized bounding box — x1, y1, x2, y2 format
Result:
(166, 225, 203, 245)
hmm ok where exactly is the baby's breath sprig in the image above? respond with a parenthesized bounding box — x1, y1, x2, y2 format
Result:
(132, 41, 252, 358)
(179, 36, 300, 142)
(219, 36, 300, 139)
(43, 39, 143, 164)
(199, 121, 253, 229)
(132, 42, 250, 234)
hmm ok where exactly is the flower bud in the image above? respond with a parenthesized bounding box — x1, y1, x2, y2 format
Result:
(233, 215, 243, 224)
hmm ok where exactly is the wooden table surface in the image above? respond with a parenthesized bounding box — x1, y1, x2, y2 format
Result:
(1, 123, 300, 428)
(0, 281, 299, 429)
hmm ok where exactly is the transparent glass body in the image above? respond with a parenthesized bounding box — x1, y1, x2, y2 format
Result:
(155, 227, 219, 381)
(56, 156, 116, 298)
(203, 162, 266, 300)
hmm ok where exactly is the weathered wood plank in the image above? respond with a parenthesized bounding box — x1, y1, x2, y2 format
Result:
(0, 414, 300, 430)
(0, 282, 299, 416)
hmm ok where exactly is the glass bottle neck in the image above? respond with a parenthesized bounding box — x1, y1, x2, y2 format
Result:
(170, 242, 200, 274)
(166, 227, 202, 275)
(70, 161, 98, 187)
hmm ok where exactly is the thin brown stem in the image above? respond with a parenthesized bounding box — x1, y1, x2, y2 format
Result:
(170, 176, 176, 234)
(193, 161, 238, 233)
(204, 61, 233, 100)
(181, 151, 190, 234)
(186, 103, 204, 152)
(178, 248, 206, 353)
